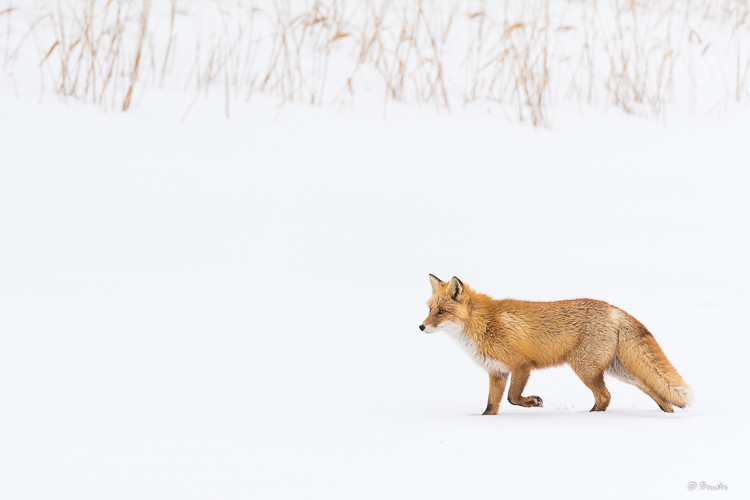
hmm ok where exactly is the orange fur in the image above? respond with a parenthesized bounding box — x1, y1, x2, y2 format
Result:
(421, 275, 693, 414)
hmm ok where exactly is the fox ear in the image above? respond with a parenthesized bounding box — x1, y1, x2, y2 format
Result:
(449, 277, 464, 301)
(428, 274, 443, 293)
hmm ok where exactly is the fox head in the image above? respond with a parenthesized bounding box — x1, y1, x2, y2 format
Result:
(420, 274, 469, 334)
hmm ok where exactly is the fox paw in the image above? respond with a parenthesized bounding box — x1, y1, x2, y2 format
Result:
(482, 404, 498, 415)
(657, 403, 674, 413)
(525, 396, 543, 407)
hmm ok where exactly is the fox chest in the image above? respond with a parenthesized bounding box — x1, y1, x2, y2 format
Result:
(446, 330, 510, 375)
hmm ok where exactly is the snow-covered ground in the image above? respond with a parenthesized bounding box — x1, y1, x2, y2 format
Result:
(2, 1, 750, 499)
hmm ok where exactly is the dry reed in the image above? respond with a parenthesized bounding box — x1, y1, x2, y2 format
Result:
(1, 0, 747, 126)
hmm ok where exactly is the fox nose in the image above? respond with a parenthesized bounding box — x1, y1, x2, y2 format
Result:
(419, 325, 425, 331)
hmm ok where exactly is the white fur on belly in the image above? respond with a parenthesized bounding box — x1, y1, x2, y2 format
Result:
(440, 321, 510, 375)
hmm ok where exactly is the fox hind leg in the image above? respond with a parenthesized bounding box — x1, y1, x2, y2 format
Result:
(571, 364, 611, 412)
(507, 367, 543, 408)
(637, 386, 674, 413)
(606, 356, 673, 413)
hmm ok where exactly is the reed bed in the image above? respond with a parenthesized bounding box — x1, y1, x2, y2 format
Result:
(2, 0, 748, 125)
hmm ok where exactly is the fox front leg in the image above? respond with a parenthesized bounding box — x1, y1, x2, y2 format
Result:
(483, 372, 509, 415)
(507, 367, 543, 408)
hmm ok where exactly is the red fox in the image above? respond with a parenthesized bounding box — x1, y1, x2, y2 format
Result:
(420, 275, 693, 414)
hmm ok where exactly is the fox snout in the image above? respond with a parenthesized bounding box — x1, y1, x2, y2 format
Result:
(419, 323, 439, 334)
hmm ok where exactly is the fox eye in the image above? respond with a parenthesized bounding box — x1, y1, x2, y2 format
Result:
(438, 309, 446, 315)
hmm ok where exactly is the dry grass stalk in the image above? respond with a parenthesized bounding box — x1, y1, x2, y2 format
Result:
(5, 0, 748, 125)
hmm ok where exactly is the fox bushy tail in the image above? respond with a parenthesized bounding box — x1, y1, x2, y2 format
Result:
(617, 325, 693, 408)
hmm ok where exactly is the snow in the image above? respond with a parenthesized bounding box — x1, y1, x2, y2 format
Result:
(2, 2, 750, 499)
